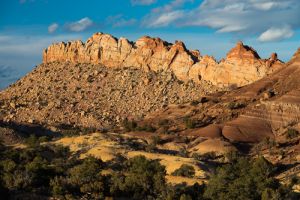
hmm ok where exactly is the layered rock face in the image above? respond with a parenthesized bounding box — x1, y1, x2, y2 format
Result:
(216, 49, 300, 142)
(43, 33, 284, 87)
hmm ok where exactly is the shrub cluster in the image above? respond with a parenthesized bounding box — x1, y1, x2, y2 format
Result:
(227, 102, 245, 110)
(204, 156, 298, 200)
(286, 128, 299, 139)
(122, 118, 156, 132)
(172, 164, 195, 178)
(0, 139, 298, 199)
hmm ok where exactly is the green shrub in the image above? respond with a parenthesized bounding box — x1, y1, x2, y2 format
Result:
(262, 137, 277, 148)
(178, 147, 189, 158)
(184, 117, 197, 129)
(25, 134, 40, 148)
(227, 102, 245, 110)
(38, 136, 51, 143)
(145, 136, 163, 152)
(286, 128, 299, 139)
(193, 152, 217, 161)
(135, 124, 156, 132)
(172, 164, 195, 178)
(123, 118, 156, 132)
(110, 155, 166, 199)
(190, 100, 200, 106)
(122, 119, 137, 132)
(180, 193, 193, 200)
(204, 156, 295, 200)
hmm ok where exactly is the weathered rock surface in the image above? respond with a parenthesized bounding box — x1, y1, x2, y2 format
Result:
(142, 47, 300, 145)
(43, 33, 284, 88)
(206, 48, 300, 142)
(0, 62, 218, 129)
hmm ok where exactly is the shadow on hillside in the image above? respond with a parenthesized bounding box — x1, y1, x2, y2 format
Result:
(0, 120, 61, 139)
(232, 142, 254, 154)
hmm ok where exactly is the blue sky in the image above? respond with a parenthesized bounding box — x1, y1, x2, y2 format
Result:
(0, 0, 300, 89)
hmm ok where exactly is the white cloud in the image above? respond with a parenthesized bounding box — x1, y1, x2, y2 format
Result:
(142, 0, 193, 27)
(147, 11, 184, 27)
(258, 26, 294, 42)
(251, 0, 292, 11)
(66, 17, 93, 32)
(131, 0, 156, 5)
(48, 23, 59, 33)
(0, 33, 83, 89)
(106, 15, 137, 27)
(152, 0, 193, 12)
(142, 0, 300, 42)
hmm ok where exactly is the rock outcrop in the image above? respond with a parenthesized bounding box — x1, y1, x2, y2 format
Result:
(43, 33, 284, 88)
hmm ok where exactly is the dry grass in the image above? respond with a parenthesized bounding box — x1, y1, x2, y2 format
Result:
(166, 175, 205, 185)
(53, 132, 123, 162)
(127, 151, 206, 178)
(189, 138, 236, 155)
(52, 132, 210, 184)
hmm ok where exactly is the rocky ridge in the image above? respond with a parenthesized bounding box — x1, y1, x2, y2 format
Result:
(43, 33, 284, 88)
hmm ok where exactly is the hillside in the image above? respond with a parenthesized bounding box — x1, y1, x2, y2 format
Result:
(0, 33, 285, 134)
(0, 32, 300, 199)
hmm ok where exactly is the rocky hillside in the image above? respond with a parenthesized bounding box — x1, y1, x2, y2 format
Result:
(0, 33, 297, 149)
(0, 62, 218, 130)
(0, 33, 299, 195)
(140, 48, 300, 165)
(43, 33, 284, 88)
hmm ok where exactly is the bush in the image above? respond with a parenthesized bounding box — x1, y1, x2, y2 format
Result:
(286, 128, 299, 139)
(204, 156, 295, 200)
(193, 152, 217, 161)
(51, 156, 106, 199)
(180, 193, 193, 200)
(145, 136, 162, 152)
(178, 147, 189, 158)
(262, 137, 277, 148)
(190, 100, 200, 106)
(227, 102, 245, 110)
(172, 164, 195, 178)
(135, 124, 156, 132)
(24, 134, 51, 148)
(184, 117, 197, 129)
(110, 155, 166, 199)
(123, 118, 156, 132)
(38, 136, 51, 143)
(122, 118, 138, 132)
(25, 134, 40, 148)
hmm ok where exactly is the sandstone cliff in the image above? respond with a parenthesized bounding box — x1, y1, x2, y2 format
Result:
(43, 33, 284, 88)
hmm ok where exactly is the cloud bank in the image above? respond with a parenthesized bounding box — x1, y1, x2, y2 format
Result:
(143, 0, 300, 42)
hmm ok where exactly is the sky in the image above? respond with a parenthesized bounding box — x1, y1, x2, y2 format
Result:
(0, 0, 300, 89)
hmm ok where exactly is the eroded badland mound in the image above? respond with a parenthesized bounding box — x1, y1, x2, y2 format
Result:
(0, 33, 299, 165)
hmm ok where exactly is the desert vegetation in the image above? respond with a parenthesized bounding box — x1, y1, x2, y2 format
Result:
(0, 136, 298, 200)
